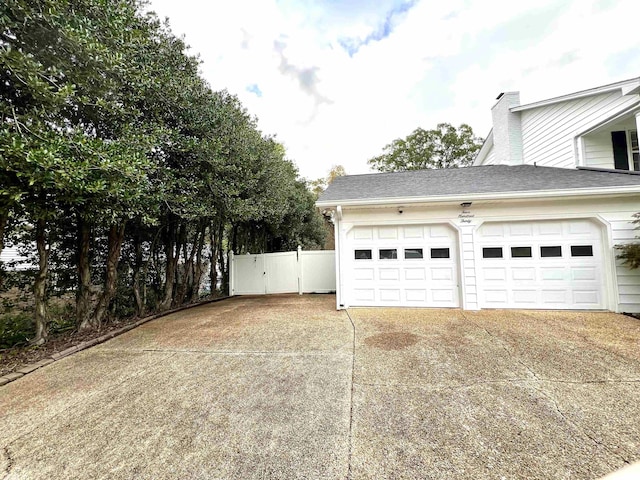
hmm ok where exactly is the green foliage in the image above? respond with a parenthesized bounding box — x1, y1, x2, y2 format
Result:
(368, 123, 483, 172)
(0, 310, 33, 348)
(309, 165, 347, 198)
(616, 213, 640, 269)
(0, 0, 325, 342)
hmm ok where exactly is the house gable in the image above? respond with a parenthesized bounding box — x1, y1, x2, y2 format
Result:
(474, 77, 640, 171)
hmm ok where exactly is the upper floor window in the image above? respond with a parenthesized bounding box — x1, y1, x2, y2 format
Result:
(612, 130, 639, 171)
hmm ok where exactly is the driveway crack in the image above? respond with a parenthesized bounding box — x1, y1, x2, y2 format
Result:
(461, 311, 540, 380)
(531, 384, 631, 466)
(461, 312, 632, 466)
(345, 309, 356, 480)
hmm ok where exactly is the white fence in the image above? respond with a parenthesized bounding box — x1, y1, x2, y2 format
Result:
(230, 248, 335, 296)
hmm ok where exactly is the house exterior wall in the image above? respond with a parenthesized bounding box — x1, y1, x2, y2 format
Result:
(334, 194, 640, 312)
(583, 117, 637, 169)
(520, 91, 640, 169)
(583, 130, 615, 168)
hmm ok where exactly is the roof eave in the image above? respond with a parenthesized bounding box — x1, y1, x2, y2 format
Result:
(510, 76, 640, 112)
(315, 185, 640, 208)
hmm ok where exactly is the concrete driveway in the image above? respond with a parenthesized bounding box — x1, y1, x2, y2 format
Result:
(1, 295, 639, 479)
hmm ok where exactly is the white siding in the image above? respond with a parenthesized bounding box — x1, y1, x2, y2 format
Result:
(521, 92, 640, 168)
(584, 131, 614, 168)
(608, 213, 640, 311)
(338, 195, 640, 312)
(482, 146, 496, 165)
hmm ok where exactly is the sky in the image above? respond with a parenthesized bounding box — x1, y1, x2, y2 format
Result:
(147, 0, 640, 181)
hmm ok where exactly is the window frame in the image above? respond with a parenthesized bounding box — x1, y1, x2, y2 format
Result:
(430, 247, 450, 259)
(570, 245, 594, 257)
(510, 246, 532, 258)
(404, 248, 424, 260)
(354, 249, 372, 260)
(540, 246, 562, 258)
(628, 129, 639, 171)
(378, 248, 398, 260)
(482, 247, 503, 259)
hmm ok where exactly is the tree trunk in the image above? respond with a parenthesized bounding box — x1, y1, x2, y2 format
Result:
(189, 222, 207, 302)
(220, 225, 229, 296)
(209, 221, 220, 295)
(76, 217, 93, 330)
(160, 222, 181, 310)
(0, 209, 8, 289)
(32, 217, 49, 345)
(92, 223, 126, 326)
(132, 233, 144, 317)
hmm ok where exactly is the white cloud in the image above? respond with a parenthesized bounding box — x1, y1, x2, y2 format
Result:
(147, 0, 640, 179)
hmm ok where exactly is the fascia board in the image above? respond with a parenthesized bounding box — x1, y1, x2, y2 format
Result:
(510, 78, 639, 112)
(315, 185, 640, 208)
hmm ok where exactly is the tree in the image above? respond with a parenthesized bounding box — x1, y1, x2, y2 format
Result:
(309, 165, 347, 197)
(616, 213, 640, 269)
(368, 123, 483, 172)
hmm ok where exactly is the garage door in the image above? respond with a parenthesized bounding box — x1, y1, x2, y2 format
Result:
(346, 224, 460, 307)
(477, 219, 606, 309)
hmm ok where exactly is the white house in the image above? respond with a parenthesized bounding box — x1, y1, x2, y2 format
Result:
(317, 77, 640, 313)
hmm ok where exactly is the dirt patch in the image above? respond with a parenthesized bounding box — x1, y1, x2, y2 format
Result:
(0, 318, 138, 377)
(364, 332, 421, 351)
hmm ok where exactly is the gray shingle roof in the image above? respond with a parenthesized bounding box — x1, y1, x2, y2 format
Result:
(317, 165, 640, 204)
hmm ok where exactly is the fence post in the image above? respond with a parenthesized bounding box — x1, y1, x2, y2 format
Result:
(297, 245, 303, 295)
(228, 250, 234, 297)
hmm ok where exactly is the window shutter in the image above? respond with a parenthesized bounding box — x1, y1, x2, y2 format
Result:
(611, 131, 629, 170)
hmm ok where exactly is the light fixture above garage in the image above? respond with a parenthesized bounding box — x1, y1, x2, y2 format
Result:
(460, 202, 472, 208)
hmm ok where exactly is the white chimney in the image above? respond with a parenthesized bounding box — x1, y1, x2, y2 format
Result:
(491, 92, 523, 165)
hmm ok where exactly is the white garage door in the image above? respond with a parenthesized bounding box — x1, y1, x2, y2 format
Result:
(477, 219, 606, 309)
(346, 224, 460, 307)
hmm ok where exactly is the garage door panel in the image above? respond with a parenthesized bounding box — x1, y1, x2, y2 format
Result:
(512, 289, 538, 304)
(541, 290, 568, 304)
(403, 226, 424, 239)
(428, 225, 451, 238)
(509, 223, 532, 236)
(479, 224, 504, 237)
(431, 267, 453, 281)
(512, 268, 535, 281)
(347, 224, 460, 307)
(379, 289, 401, 302)
(354, 289, 375, 302)
(571, 267, 596, 281)
(478, 220, 605, 310)
(432, 289, 455, 303)
(354, 268, 375, 280)
(378, 227, 398, 240)
(540, 267, 566, 281)
(482, 267, 507, 281)
(404, 268, 426, 280)
(568, 221, 593, 235)
(379, 268, 400, 281)
(573, 290, 600, 305)
(406, 289, 427, 302)
(354, 228, 373, 240)
(484, 290, 508, 305)
(538, 223, 563, 235)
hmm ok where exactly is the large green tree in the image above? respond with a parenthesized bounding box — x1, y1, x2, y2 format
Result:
(0, 0, 326, 346)
(368, 123, 483, 172)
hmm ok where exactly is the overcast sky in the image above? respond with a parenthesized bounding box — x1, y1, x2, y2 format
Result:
(147, 0, 639, 180)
